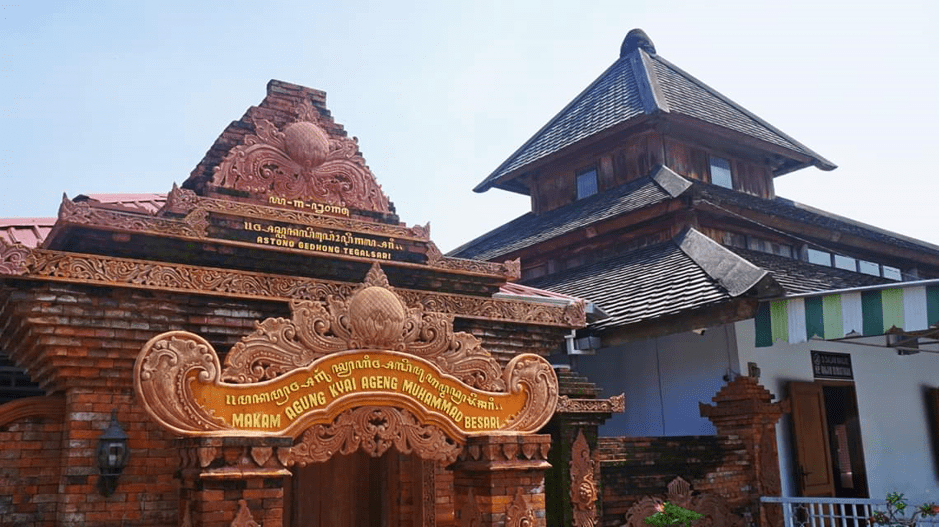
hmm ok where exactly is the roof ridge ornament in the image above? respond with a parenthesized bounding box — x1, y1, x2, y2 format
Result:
(620, 28, 656, 57)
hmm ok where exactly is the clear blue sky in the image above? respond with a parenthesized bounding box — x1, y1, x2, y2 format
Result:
(2, 1, 937, 252)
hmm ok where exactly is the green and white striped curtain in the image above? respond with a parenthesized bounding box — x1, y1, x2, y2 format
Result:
(755, 285, 939, 347)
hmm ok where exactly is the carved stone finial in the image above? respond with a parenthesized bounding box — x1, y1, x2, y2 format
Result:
(621, 28, 656, 56)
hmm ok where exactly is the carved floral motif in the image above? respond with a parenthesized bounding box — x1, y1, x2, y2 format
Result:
(212, 100, 391, 213)
(135, 333, 227, 435)
(621, 477, 745, 527)
(0, 241, 30, 275)
(57, 196, 208, 238)
(505, 488, 536, 527)
(222, 264, 506, 390)
(134, 264, 560, 445)
(425, 241, 514, 278)
(19, 248, 580, 327)
(571, 430, 598, 527)
(556, 393, 626, 414)
(231, 500, 261, 527)
(278, 406, 462, 465)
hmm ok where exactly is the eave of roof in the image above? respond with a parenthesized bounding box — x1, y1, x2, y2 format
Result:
(522, 228, 781, 331)
(452, 166, 687, 261)
(0, 193, 168, 249)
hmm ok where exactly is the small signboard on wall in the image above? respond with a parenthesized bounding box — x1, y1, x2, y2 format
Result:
(812, 351, 854, 380)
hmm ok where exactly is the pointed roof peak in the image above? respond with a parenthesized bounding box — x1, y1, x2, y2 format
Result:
(475, 32, 835, 194)
(621, 28, 656, 57)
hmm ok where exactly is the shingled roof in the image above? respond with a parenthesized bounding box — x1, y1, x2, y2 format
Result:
(693, 183, 939, 258)
(452, 166, 688, 260)
(728, 247, 891, 295)
(475, 29, 835, 194)
(455, 164, 939, 264)
(523, 228, 779, 331)
(0, 194, 167, 249)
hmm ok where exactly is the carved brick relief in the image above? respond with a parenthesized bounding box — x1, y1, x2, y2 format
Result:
(620, 477, 745, 527)
(460, 489, 483, 527)
(505, 487, 536, 527)
(230, 500, 261, 527)
(211, 100, 391, 213)
(220, 264, 508, 388)
(570, 430, 598, 527)
(2, 242, 580, 327)
(557, 393, 625, 415)
(278, 406, 462, 465)
(135, 264, 559, 451)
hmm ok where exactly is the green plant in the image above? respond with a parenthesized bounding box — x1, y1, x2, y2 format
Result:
(871, 492, 939, 526)
(643, 502, 704, 527)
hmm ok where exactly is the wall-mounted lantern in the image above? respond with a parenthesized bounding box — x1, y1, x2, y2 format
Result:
(96, 410, 129, 496)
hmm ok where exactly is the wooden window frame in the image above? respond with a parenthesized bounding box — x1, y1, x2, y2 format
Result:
(708, 155, 733, 189)
(575, 167, 598, 200)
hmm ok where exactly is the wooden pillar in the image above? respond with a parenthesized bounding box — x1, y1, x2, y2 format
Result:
(452, 434, 551, 527)
(177, 436, 292, 527)
(699, 375, 789, 527)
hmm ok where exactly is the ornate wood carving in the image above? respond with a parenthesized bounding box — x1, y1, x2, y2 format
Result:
(620, 477, 745, 527)
(13, 246, 579, 327)
(231, 499, 261, 527)
(135, 264, 559, 443)
(221, 264, 506, 389)
(211, 100, 391, 213)
(425, 242, 519, 279)
(0, 241, 30, 275)
(460, 489, 482, 527)
(505, 487, 535, 527)
(570, 430, 598, 527)
(556, 393, 625, 414)
(402, 289, 585, 328)
(57, 196, 208, 238)
(279, 406, 462, 465)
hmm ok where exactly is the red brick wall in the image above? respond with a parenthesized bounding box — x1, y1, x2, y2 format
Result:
(0, 282, 292, 526)
(0, 410, 64, 527)
(597, 435, 751, 527)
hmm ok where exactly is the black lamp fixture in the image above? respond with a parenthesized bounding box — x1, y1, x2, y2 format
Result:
(96, 409, 129, 496)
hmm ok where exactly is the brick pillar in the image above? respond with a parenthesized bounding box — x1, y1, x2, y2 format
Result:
(177, 436, 292, 527)
(452, 434, 551, 527)
(548, 367, 624, 527)
(699, 375, 788, 527)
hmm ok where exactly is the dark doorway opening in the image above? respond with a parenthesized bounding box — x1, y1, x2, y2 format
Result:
(286, 450, 429, 527)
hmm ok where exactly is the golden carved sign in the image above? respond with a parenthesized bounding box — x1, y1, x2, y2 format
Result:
(134, 264, 559, 443)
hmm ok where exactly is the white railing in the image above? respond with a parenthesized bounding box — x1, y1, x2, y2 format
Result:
(761, 496, 939, 527)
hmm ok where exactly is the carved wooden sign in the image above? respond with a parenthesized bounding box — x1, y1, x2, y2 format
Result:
(134, 265, 559, 442)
